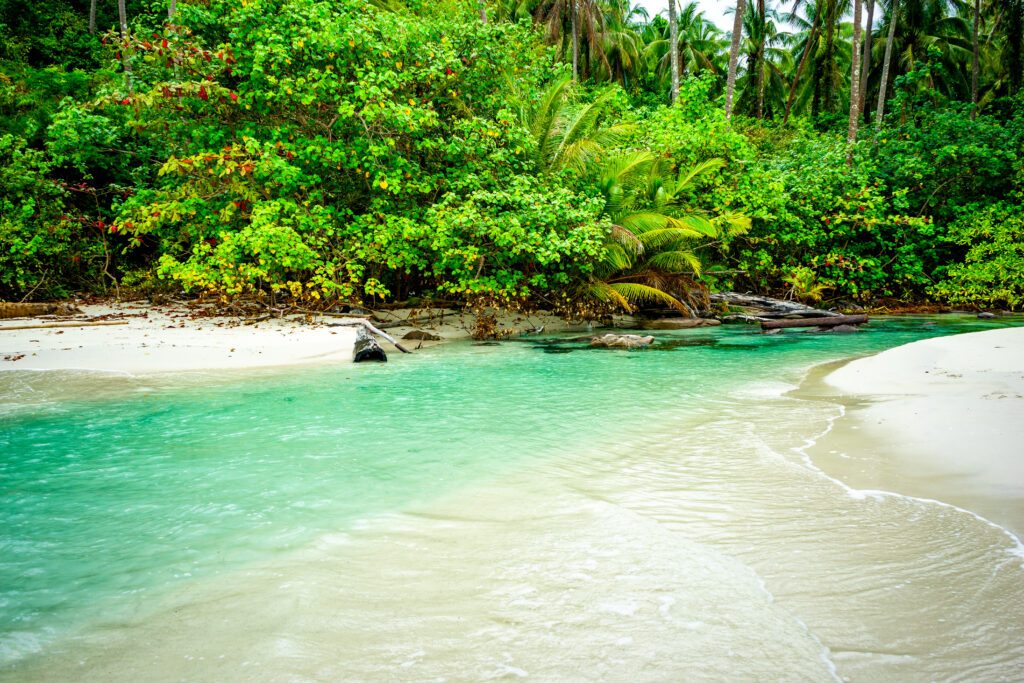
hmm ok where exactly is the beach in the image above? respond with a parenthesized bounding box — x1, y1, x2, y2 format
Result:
(809, 325, 1024, 535)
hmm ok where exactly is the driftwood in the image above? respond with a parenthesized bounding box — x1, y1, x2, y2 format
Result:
(709, 293, 834, 320)
(0, 320, 129, 331)
(760, 314, 868, 331)
(331, 319, 413, 354)
(353, 327, 387, 362)
(0, 302, 83, 319)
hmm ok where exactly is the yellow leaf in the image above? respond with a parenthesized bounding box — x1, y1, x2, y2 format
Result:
(379, 179, 388, 189)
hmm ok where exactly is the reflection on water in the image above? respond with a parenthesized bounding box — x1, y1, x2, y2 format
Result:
(1, 316, 1023, 681)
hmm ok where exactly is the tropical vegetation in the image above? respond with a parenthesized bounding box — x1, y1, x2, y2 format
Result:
(1, 0, 1022, 312)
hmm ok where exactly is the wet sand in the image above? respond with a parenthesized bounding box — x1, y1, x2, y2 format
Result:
(804, 326, 1024, 535)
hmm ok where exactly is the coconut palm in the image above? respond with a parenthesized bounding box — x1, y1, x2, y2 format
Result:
(523, 74, 633, 174)
(584, 154, 751, 313)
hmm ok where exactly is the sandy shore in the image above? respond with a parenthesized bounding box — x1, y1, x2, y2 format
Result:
(0, 301, 613, 375)
(812, 326, 1024, 534)
(0, 302, 362, 374)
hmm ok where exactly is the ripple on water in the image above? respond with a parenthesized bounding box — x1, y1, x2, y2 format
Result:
(2, 318, 1023, 680)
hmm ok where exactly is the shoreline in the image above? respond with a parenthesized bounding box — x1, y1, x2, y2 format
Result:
(0, 301, 612, 375)
(798, 326, 1024, 537)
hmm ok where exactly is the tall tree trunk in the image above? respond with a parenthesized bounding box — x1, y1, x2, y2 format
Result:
(860, 0, 875, 115)
(821, 8, 837, 112)
(755, 0, 766, 118)
(971, 0, 980, 118)
(571, 0, 579, 82)
(669, 0, 680, 103)
(117, 0, 133, 93)
(89, 0, 97, 34)
(478, 0, 488, 24)
(875, 0, 898, 130)
(169, 0, 178, 20)
(784, 11, 820, 123)
(846, 0, 864, 166)
(725, 0, 747, 120)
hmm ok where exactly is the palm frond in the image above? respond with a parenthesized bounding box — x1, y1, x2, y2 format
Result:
(646, 249, 704, 275)
(608, 282, 688, 312)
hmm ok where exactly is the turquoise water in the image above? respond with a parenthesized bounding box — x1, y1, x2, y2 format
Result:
(1, 315, 1022, 677)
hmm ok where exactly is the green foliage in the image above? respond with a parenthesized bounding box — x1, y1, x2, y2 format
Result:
(932, 198, 1024, 309)
(0, 134, 100, 299)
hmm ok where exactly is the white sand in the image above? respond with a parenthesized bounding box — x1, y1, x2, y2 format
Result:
(821, 326, 1024, 530)
(0, 302, 360, 374)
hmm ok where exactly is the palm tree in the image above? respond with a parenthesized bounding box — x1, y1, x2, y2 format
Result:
(584, 154, 750, 313)
(971, 0, 980, 115)
(784, 0, 823, 122)
(669, 0, 681, 102)
(876, 0, 898, 128)
(524, 75, 633, 174)
(596, 0, 646, 89)
(644, 3, 723, 93)
(534, 0, 608, 81)
(846, 0, 864, 166)
(118, 0, 133, 93)
(726, 0, 749, 119)
(860, 0, 876, 115)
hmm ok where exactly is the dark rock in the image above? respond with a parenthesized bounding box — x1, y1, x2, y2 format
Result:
(824, 324, 860, 334)
(403, 329, 441, 341)
(640, 317, 721, 330)
(977, 312, 997, 319)
(590, 333, 654, 349)
(353, 327, 387, 362)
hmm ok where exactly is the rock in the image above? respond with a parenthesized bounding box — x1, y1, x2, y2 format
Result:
(403, 329, 441, 341)
(720, 314, 765, 324)
(590, 333, 654, 349)
(640, 317, 721, 330)
(823, 324, 860, 334)
(353, 327, 387, 362)
(977, 312, 997, 319)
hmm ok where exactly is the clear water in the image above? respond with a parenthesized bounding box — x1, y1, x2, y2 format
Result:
(2, 316, 1023, 681)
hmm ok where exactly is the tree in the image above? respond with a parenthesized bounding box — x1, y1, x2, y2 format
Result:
(860, 0, 875, 115)
(971, 0, 979, 116)
(669, 0, 680, 102)
(784, 0, 822, 122)
(726, 0, 748, 119)
(755, 0, 766, 118)
(875, 0, 898, 129)
(89, 0, 97, 34)
(846, 0, 863, 166)
(117, 0, 132, 93)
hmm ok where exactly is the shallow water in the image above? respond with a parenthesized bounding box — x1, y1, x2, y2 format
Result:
(1, 316, 1023, 681)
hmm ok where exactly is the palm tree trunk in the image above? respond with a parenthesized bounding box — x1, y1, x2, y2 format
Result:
(875, 0, 898, 130)
(118, 0, 133, 93)
(859, 0, 875, 115)
(669, 0, 680, 103)
(89, 0, 97, 34)
(478, 0, 488, 24)
(755, 0, 766, 118)
(846, 0, 863, 166)
(725, 0, 747, 120)
(784, 11, 820, 124)
(571, 0, 579, 82)
(971, 0, 980, 118)
(821, 8, 836, 111)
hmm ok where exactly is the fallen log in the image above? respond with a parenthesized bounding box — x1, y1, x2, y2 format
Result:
(0, 320, 129, 331)
(0, 302, 83, 319)
(709, 292, 834, 319)
(353, 327, 387, 362)
(760, 314, 868, 331)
